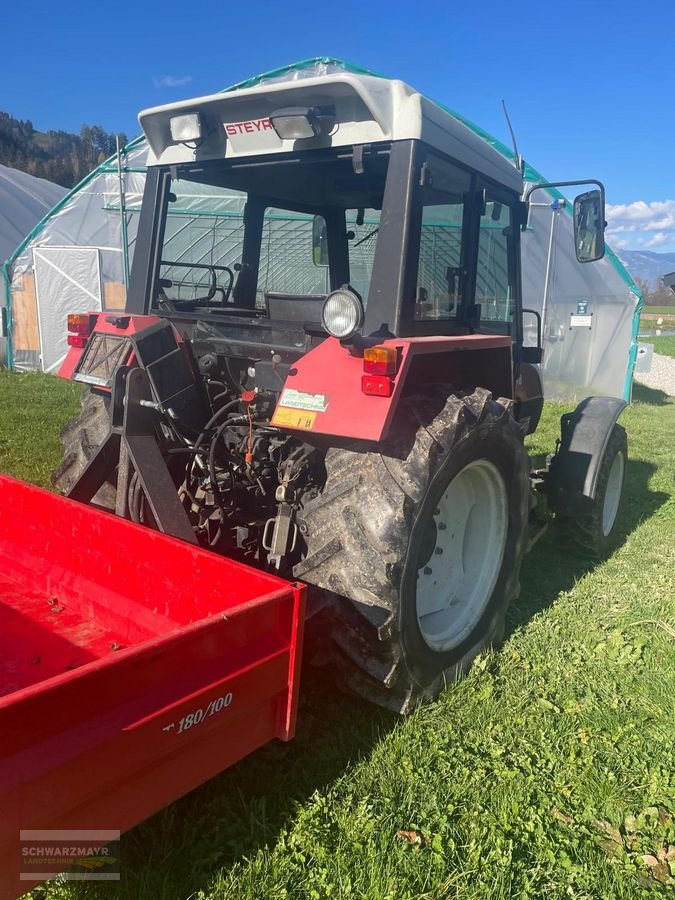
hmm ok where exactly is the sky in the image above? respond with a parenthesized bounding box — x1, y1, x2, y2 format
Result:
(2, 0, 674, 250)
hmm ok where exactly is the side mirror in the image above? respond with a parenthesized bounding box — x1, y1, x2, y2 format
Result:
(312, 215, 329, 267)
(573, 189, 605, 263)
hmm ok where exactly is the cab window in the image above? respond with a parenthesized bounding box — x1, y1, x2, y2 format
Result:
(476, 196, 516, 334)
(414, 155, 471, 321)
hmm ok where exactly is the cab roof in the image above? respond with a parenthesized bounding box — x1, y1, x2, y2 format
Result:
(139, 59, 523, 195)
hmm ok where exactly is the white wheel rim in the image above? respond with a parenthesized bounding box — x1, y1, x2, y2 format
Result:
(602, 450, 625, 537)
(415, 459, 508, 653)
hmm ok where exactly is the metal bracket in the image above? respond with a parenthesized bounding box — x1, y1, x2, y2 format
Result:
(262, 503, 297, 569)
(66, 366, 197, 544)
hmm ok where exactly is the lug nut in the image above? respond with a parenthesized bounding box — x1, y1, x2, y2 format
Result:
(423, 566, 432, 575)
(438, 522, 447, 531)
(434, 547, 443, 555)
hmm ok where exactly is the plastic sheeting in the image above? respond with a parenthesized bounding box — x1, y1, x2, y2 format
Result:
(4, 58, 641, 404)
(34, 247, 102, 372)
(0, 166, 66, 265)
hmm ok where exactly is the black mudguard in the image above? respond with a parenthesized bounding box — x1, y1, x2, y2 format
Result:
(548, 396, 627, 516)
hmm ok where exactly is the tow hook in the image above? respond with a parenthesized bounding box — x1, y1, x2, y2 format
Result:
(263, 502, 298, 569)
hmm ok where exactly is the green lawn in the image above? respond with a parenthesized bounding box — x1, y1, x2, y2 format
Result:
(640, 306, 675, 317)
(0, 371, 673, 900)
(0, 370, 82, 487)
(648, 335, 675, 359)
(640, 308, 675, 333)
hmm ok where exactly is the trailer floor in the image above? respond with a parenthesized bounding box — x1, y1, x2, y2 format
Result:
(0, 571, 125, 696)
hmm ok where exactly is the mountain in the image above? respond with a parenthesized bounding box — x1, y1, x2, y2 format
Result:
(0, 112, 127, 189)
(614, 249, 675, 290)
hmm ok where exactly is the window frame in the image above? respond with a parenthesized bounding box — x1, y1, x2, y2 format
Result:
(473, 181, 522, 340)
(398, 144, 523, 341)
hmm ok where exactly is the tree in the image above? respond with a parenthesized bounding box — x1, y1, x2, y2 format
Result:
(0, 111, 128, 188)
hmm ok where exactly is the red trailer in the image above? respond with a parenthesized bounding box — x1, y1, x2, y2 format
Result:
(0, 476, 305, 898)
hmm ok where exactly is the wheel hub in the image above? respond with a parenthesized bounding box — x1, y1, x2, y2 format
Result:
(415, 459, 508, 652)
(602, 449, 625, 537)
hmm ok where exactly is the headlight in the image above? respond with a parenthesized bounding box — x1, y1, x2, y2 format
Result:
(321, 288, 364, 340)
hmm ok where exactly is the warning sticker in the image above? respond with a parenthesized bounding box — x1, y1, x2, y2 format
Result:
(272, 407, 317, 430)
(570, 314, 593, 328)
(279, 388, 329, 412)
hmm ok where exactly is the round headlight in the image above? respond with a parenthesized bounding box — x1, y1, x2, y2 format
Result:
(321, 288, 364, 340)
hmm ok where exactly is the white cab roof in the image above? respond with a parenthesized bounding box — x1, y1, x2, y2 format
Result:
(139, 72, 523, 194)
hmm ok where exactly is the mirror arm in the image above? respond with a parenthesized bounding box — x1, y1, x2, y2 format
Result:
(521, 179, 606, 230)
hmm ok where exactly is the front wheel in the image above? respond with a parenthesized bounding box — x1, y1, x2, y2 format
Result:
(296, 387, 530, 713)
(557, 424, 627, 557)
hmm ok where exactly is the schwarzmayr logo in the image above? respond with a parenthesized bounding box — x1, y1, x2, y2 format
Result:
(19, 830, 121, 882)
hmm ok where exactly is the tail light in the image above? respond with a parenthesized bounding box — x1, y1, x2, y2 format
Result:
(67, 313, 96, 348)
(361, 345, 398, 397)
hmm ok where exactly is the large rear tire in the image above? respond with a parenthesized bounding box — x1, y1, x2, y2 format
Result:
(295, 387, 530, 713)
(52, 388, 116, 507)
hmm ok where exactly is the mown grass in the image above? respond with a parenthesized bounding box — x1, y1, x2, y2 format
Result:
(640, 308, 675, 332)
(641, 306, 675, 317)
(647, 335, 675, 359)
(0, 371, 672, 899)
(0, 370, 81, 487)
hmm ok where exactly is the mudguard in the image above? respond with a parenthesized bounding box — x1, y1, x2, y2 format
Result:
(548, 396, 627, 515)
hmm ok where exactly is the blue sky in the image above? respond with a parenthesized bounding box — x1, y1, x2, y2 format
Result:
(3, 0, 674, 250)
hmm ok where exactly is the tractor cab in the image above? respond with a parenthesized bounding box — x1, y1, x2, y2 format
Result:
(68, 68, 604, 440)
(131, 72, 526, 346)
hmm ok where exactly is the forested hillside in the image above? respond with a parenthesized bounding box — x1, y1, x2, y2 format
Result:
(0, 112, 127, 188)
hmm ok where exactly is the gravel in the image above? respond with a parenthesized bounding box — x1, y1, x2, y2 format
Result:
(634, 353, 675, 397)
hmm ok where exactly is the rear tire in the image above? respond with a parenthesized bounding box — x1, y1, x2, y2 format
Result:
(557, 424, 627, 558)
(295, 387, 530, 713)
(52, 388, 116, 507)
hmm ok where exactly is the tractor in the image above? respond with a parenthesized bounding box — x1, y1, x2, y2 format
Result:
(0, 63, 631, 895)
(52, 65, 627, 714)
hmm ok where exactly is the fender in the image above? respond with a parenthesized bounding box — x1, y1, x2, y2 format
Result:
(271, 334, 513, 443)
(549, 396, 626, 515)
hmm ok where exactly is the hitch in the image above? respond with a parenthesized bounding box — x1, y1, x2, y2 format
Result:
(67, 365, 197, 544)
(263, 502, 298, 569)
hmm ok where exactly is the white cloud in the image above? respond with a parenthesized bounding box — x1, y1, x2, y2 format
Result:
(644, 232, 670, 248)
(606, 199, 675, 231)
(606, 199, 675, 253)
(153, 75, 193, 89)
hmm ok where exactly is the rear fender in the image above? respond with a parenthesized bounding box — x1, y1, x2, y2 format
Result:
(549, 396, 626, 515)
(270, 334, 513, 443)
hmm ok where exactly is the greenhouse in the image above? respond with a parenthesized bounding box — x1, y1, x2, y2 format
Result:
(1, 58, 642, 402)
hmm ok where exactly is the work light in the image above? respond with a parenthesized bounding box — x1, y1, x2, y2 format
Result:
(269, 107, 322, 140)
(169, 112, 204, 143)
(321, 288, 364, 340)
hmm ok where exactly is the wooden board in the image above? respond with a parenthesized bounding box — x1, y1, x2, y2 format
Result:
(103, 281, 127, 310)
(11, 274, 39, 353)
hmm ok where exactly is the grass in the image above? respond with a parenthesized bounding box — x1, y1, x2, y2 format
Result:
(0, 371, 673, 899)
(0, 371, 81, 487)
(640, 306, 675, 317)
(646, 335, 675, 359)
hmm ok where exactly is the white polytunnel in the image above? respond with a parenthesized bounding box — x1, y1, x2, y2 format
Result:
(1, 57, 641, 401)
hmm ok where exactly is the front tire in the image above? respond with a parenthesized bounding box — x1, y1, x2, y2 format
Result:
(557, 424, 627, 558)
(52, 388, 116, 507)
(296, 387, 530, 713)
